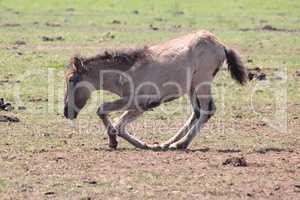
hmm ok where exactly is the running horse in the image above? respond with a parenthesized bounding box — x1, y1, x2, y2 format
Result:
(64, 30, 248, 150)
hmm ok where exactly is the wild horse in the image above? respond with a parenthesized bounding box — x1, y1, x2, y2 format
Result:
(64, 30, 247, 150)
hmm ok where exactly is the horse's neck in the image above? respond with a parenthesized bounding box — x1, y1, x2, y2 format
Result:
(97, 69, 124, 96)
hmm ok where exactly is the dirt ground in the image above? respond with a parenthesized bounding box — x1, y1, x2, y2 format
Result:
(0, 104, 299, 200)
(1, 148, 299, 199)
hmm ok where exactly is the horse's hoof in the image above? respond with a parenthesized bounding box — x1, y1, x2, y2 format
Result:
(159, 143, 170, 150)
(150, 144, 162, 151)
(169, 143, 188, 150)
(108, 136, 118, 149)
(109, 141, 118, 149)
(168, 144, 178, 150)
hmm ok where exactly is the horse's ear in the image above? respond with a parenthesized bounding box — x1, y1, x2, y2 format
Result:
(71, 56, 86, 73)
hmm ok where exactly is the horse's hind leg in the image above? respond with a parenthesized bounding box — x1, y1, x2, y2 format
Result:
(159, 86, 204, 149)
(169, 83, 216, 149)
(160, 112, 197, 149)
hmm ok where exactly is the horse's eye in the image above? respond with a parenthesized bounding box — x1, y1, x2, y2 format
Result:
(115, 55, 129, 64)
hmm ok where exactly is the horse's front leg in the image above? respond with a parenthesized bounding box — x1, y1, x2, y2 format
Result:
(114, 110, 151, 149)
(97, 98, 129, 149)
(112, 97, 162, 150)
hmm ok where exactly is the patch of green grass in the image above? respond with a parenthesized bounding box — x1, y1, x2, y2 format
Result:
(0, 178, 8, 192)
(135, 171, 163, 185)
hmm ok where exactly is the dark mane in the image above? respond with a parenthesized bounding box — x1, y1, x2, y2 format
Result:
(70, 47, 149, 72)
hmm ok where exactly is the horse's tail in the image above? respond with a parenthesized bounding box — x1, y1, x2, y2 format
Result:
(224, 47, 248, 85)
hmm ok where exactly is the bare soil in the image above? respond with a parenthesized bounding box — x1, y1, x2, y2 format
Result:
(0, 149, 299, 200)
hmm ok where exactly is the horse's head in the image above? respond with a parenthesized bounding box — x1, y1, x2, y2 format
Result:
(64, 56, 93, 119)
(64, 49, 146, 119)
